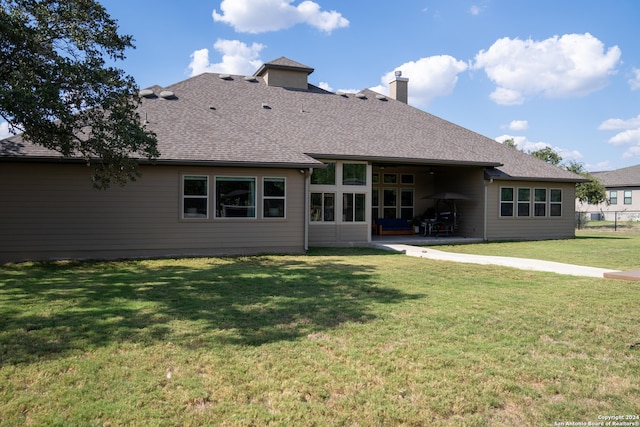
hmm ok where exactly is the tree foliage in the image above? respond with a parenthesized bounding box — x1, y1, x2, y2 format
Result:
(0, 0, 158, 188)
(565, 160, 608, 205)
(510, 143, 608, 205)
(530, 146, 608, 205)
(530, 146, 563, 166)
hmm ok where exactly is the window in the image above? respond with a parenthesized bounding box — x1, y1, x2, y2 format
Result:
(343, 193, 366, 222)
(310, 192, 335, 222)
(500, 187, 514, 217)
(517, 188, 531, 217)
(263, 178, 285, 218)
(311, 163, 335, 185)
(400, 174, 415, 185)
(400, 188, 414, 220)
(550, 189, 562, 217)
(372, 188, 379, 220)
(342, 163, 366, 186)
(609, 190, 618, 205)
(534, 188, 546, 217)
(215, 177, 256, 218)
(183, 176, 208, 218)
(383, 173, 397, 184)
(624, 190, 632, 205)
(383, 188, 397, 218)
(372, 173, 380, 184)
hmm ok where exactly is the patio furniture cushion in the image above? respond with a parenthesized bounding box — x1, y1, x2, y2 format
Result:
(375, 218, 414, 235)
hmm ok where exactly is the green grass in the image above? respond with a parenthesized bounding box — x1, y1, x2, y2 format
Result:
(1, 241, 639, 426)
(435, 229, 640, 271)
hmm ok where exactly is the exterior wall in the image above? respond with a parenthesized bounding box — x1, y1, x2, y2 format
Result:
(0, 163, 306, 263)
(485, 180, 577, 241)
(263, 68, 308, 90)
(577, 187, 640, 222)
(308, 160, 371, 247)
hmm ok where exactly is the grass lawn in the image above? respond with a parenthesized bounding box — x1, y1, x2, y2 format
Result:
(1, 236, 639, 426)
(435, 229, 640, 271)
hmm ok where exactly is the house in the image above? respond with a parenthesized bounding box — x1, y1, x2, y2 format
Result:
(0, 57, 586, 263)
(577, 164, 640, 222)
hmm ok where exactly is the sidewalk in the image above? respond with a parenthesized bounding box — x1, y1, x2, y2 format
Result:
(375, 243, 621, 278)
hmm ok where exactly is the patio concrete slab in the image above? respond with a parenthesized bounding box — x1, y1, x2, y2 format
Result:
(375, 243, 621, 279)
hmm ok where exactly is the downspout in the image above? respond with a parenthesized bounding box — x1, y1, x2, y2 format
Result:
(303, 168, 312, 252)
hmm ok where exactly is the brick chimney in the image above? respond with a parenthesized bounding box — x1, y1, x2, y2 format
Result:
(389, 70, 408, 104)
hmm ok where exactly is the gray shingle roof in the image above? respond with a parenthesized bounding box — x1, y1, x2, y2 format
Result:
(592, 164, 640, 187)
(0, 58, 584, 182)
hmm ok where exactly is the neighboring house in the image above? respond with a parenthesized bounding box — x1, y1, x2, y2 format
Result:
(0, 57, 585, 263)
(577, 164, 640, 221)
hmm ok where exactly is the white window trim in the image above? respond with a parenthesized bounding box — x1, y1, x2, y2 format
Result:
(214, 175, 258, 220)
(533, 188, 547, 217)
(517, 187, 531, 217)
(181, 175, 209, 220)
(549, 188, 563, 217)
(262, 177, 286, 219)
(499, 186, 515, 218)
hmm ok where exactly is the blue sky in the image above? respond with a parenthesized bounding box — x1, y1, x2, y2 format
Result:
(4, 0, 640, 171)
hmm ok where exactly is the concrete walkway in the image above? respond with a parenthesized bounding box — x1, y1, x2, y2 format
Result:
(375, 243, 621, 278)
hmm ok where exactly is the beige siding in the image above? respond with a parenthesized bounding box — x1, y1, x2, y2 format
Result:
(308, 223, 368, 246)
(485, 180, 576, 241)
(0, 163, 306, 263)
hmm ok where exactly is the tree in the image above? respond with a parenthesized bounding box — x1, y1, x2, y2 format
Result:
(565, 160, 608, 205)
(0, 0, 158, 189)
(529, 146, 608, 206)
(501, 138, 518, 149)
(530, 146, 562, 166)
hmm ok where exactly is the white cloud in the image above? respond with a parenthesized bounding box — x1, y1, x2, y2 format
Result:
(473, 33, 621, 105)
(371, 55, 468, 108)
(629, 68, 640, 91)
(188, 39, 265, 76)
(212, 0, 349, 34)
(470, 5, 481, 15)
(608, 129, 640, 146)
(0, 121, 12, 139)
(623, 145, 640, 159)
(598, 114, 640, 130)
(598, 114, 640, 159)
(508, 120, 529, 131)
(495, 134, 583, 162)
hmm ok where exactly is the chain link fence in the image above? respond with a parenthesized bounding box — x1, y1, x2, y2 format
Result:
(576, 210, 640, 230)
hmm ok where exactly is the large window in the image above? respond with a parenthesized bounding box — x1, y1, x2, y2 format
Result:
(534, 188, 547, 217)
(624, 190, 632, 205)
(215, 177, 256, 218)
(310, 192, 335, 222)
(550, 189, 562, 217)
(500, 187, 514, 217)
(183, 175, 208, 219)
(383, 188, 397, 218)
(372, 188, 379, 220)
(343, 193, 366, 222)
(311, 163, 335, 185)
(400, 189, 414, 220)
(263, 178, 285, 218)
(609, 190, 618, 205)
(342, 163, 366, 186)
(517, 188, 531, 217)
